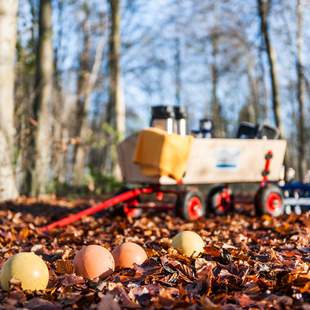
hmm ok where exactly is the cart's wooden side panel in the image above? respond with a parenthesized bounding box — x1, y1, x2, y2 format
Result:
(117, 135, 287, 185)
(183, 139, 286, 183)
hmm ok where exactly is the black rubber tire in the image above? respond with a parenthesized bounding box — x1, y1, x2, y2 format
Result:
(177, 189, 206, 220)
(255, 184, 284, 217)
(207, 185, 234, 215)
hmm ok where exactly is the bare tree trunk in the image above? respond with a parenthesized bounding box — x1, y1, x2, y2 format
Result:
(174, 37, 181, 106)
(73, 36, 105, 183)
(305, 75, 310, 99)
(32, 0, 54, 195)
(238, 103, 256, 124)
(257, 45, 268, 121)
(51, 0, 66, 184)
(246, 59, 261, 123)
(257, 0, 284, 137)
(210, 33, 225, 137)
(296, 0, 306, 181)
(71, 3, 105, 184)
(14, 0, 38, 195)
(0, 0, 19, 200)
(71, 6, 91, 183)
(106, 0, 125, 178)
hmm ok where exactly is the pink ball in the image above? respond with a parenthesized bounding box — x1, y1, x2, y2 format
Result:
(112, 242, 147, 269)
(73, 245, 115, 280)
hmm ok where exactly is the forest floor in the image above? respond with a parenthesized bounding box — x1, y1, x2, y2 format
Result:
(0, 197, 309, 309)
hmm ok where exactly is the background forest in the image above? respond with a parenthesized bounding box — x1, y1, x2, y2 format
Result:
(0, 0, 309, 200)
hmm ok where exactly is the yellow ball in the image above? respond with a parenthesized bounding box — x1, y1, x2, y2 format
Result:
(0, 252, 49, 291)
(172, 231, 205, 257)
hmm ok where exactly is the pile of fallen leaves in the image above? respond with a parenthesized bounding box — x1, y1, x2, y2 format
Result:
(0, 197, 309, 309)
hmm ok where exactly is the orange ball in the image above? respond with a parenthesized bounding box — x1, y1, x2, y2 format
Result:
(112, 242, 147, 268)
(73, 245, 114, 280)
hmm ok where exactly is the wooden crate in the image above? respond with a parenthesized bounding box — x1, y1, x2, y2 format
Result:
(117, 134, 287, 185)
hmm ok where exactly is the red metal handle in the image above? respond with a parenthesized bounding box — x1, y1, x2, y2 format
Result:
(38, 187, 154, 232)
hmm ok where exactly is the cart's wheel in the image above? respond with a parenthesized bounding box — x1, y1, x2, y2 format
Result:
(255, 184, 284, 217)
(123, 199, 142, 218)
(177, 190, 206, 220)
(207, 185, 234, 215)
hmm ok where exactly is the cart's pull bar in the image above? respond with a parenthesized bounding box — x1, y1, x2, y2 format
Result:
(260, 150, 273, 187)
(38, 187, 155, 233)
